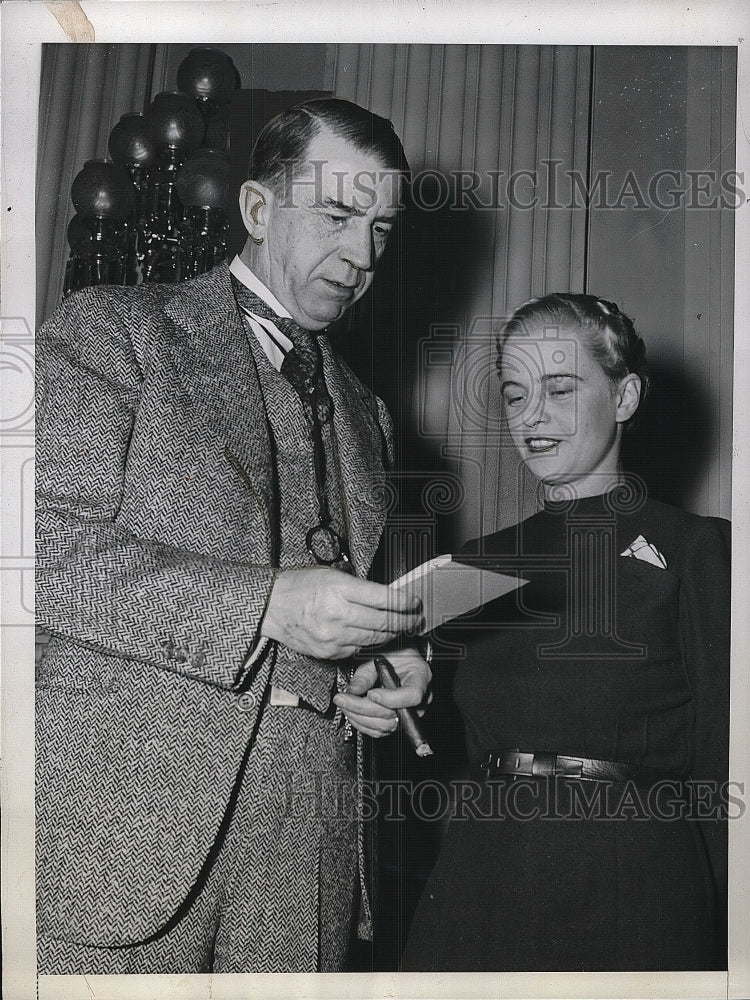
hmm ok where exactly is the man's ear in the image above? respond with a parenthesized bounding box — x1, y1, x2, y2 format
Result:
(239, 181, 271, 244)
(615, 373, 641, 424)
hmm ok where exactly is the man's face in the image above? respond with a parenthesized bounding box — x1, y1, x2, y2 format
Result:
(246, 129, 403, 330)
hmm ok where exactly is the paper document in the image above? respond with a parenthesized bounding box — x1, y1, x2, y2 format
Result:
(391, 554, 527, 634)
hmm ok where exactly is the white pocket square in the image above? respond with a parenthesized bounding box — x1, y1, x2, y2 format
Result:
(620, 535, 667, 569)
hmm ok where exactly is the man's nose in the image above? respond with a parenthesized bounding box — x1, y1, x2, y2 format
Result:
(340, 220, 374, 273)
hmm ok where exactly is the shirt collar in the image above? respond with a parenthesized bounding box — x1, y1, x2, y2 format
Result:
(229, 255, 292, 319)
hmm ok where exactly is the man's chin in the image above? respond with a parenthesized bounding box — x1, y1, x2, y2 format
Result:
(296, 303, 348, 331)
(296, 284, 367, 329)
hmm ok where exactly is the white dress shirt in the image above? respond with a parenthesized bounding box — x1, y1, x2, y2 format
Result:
(229, 255, 302, 707)
(229, 255, 293, 371)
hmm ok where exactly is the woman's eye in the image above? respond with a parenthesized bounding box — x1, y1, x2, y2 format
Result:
(328, 215, 348, 227)
(548, 380, 575, 398)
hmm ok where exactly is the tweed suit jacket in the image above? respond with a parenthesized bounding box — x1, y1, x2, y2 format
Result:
(36, 261, 394, 947)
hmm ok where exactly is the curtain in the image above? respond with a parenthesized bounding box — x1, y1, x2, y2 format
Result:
(36, 43, 167, 324)
(333, 44, 592, 541)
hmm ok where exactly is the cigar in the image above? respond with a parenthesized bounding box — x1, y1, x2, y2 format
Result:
(374, 655, 433, 758)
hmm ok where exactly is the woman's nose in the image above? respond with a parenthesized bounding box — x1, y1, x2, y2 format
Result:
(521, 391, 549, 427)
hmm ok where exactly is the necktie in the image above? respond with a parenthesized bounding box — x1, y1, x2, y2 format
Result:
(231, 275, 354, 728)
(230, 273, 332, 424)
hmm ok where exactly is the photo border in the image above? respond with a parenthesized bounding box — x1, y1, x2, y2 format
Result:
(2, 2, 748, 998)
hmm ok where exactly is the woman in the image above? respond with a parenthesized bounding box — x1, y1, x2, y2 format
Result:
(400, 293, 730, 972)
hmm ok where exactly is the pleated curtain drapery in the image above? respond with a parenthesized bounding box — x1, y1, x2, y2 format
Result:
(333, 44, 592, 540)
(36, 44, 164, 325)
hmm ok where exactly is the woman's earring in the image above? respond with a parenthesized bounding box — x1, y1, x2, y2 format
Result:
(249, 234, 264, 246)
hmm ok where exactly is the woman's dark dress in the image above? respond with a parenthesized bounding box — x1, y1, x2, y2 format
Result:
(401, 491, 730, 972)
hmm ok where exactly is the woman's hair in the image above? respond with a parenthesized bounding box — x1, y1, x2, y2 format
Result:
(498, 292, 650, 426)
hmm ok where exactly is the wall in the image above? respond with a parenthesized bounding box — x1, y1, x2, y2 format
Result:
(160, 43, 331, 94)
(587, 46, 735, 519)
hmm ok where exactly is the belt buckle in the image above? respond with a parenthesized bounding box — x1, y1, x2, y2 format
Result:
(555, 755, 584, 779)
(479, 753, 495, 779)
(501, 749, 533, 780)
(479, 751, 524, 778)
(530, 751, 557, 778)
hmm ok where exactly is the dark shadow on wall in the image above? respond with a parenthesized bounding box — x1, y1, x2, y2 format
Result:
(621, 357, 716, 512)
(332, 176, 497, 556)
(332, 183, 492, 971)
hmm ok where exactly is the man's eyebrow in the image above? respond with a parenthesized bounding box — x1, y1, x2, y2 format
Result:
(542, 372, 582, 382)
(314, 196, 398, 222)
(315, 197, 360, 214)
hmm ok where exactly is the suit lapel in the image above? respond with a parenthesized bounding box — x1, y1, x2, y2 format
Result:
(321, 340, 388, 577)
(160, 265, 386, 576)
(162, 264, 276, 545)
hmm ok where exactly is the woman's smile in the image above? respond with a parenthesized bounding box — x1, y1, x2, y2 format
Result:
(524, 436, 560, 453)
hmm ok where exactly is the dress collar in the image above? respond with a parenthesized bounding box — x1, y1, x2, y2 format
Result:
(542, 489, 621, 515)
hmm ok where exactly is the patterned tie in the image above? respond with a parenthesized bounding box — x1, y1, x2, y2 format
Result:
(230, 273, 332, 424)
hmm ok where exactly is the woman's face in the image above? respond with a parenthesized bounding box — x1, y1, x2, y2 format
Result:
(499, 324, 635, 497)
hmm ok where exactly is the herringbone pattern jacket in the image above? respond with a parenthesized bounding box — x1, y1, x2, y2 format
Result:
(36, 262, 394, 947)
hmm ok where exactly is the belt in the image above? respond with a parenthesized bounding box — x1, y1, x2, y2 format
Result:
(476, 749, 676, 788)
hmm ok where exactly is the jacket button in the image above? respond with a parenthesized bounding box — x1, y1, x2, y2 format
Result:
(237, 691, 257, 713)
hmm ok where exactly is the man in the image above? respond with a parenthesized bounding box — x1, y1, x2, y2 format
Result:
(36, 98, 430, 974)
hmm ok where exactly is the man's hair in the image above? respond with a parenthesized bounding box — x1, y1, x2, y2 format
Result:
(248, 98, 409, 193)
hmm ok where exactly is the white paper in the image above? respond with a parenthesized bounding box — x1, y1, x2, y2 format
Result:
(391, 555, 527, 633)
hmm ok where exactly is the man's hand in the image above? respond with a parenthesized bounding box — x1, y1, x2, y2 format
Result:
(260, 568, 423, 660)
(332, 647, 432, 738)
